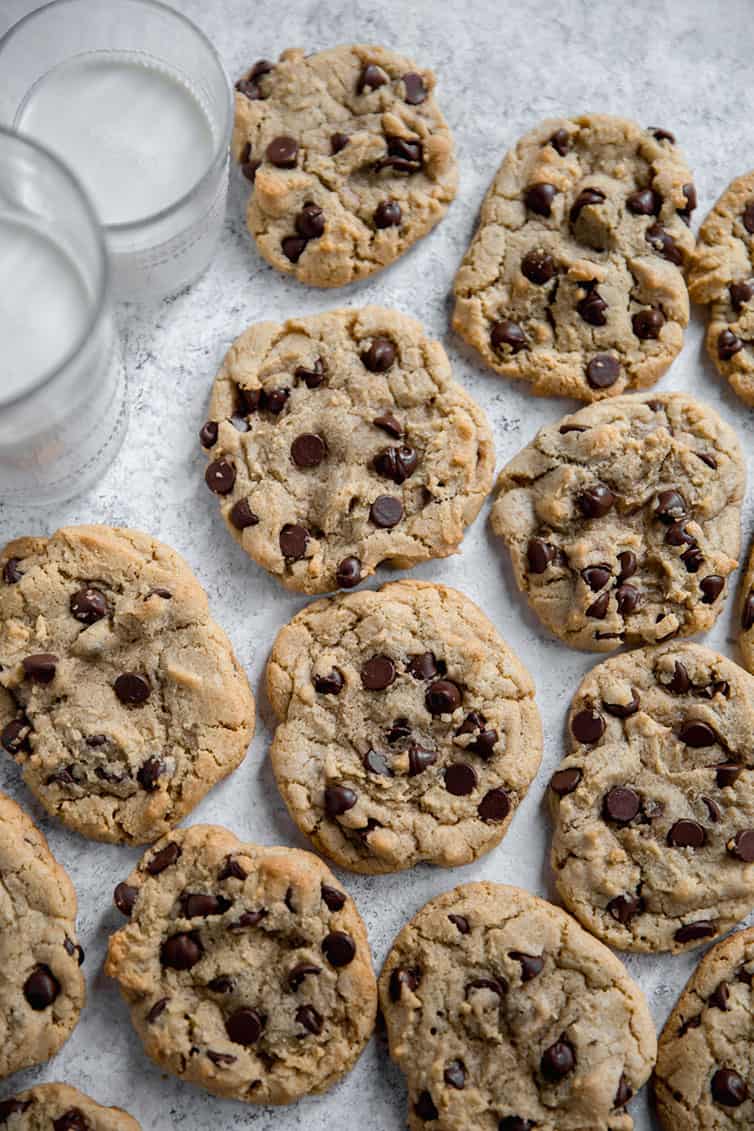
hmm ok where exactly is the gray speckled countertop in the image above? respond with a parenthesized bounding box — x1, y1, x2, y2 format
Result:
(2, 0, 754, 1127)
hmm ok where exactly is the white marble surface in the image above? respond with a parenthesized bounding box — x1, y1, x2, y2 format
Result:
(2, 0, 754, 1127)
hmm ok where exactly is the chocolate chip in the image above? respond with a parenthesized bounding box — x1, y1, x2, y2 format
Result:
(374, 445, 417, 483)
(182, 893, 230, 918)
(742, 591, 754, 632)
(319, 885, 345, 914)
(263, 388, 290, 414)
(225, 1007, 264, 1045)
(466, 976, 506, 997)
(525, 182, 557, 216)
(616, 550, 638, 582)
(582, 564, 611, 591)
(743, 201, 754, 234)
(615, 584, 640, 616)
(607, 894, 642, 924)
(682, 547, 704, 573)
(229, 498, 259, 530)
(322, 930, 355, 967)
(161, 931, 203, 970)
(370, 495, 403, 527)
(314, 669, 343, 695)
(448, 914, 469, 934)
(655, 489, 686, 524)
(665, 522, 695, 548)
(730, 281, 752, 311)
(652, 127, 676, 143)
(426, 680, 462, 716)
(240, 151, 261, 182)
(147, 841, 181, 875)
(646, 222, 683, 265)
(711, 1067, 748, 1107)
(288, 963, 321, 991)
(22, 653, 58, 684)
(674, 920, 717, 944)
(52, 1110, 88, 1131)
(331, 132, 349, 154)
(218, 856, 247, 882)
(114, 882, 138, 916)
(361, 337, 396, 371)
(679, 720, 718, 747)
(521, 248, 556, 284)
(282, 236, 308, 262)
(632, 308, 665, 339)
(205, 459, 236, 495)
(603, 690, 640, 718)
(408, 747, 437, 776)
(586, 353, 620, 389)
(364, 749, 393, 777)
(1, 717, 31, 755)
(498, 1121, 535, 1131)
(444, 763, 477, 795)
(603, 786, 640, 823)
(703, 796, 722, 822)
(718, 329, 744, 360)
(137, 757, 163, 791)
(362, 655, 395, 690)
(336, 556, 361, 589)
(114, 672, 150, 705)
(550, 768, 582, 796)
(373, 412, 402, 437)
(700, 575, 725, 604)
(374, 200, 402, 228)
(402, 72, 427, 103)
(290, 433, 326, 470)
(0, 1100, 32, 1120)
(70, 586, 108, 625)
(729, 829, 754, 862)
(570, 187, 605, 222)
(266, 136, 298, 168)
(577, 484, 615, 518)
(1, 558, 22, 584)
(577, 289, 608, 326)
(390, 966, 421, 1001)
(64, 937, 83, 969)
(279, 524, 309, 560)
(324, 785, 357, 817)
(668, 819, 706, 848)
(206, 1050, 237, 1067)
(296, 1004, 323, 1035)
(667, 662, 691, 694)
(478, 788, 511, 822)
(614, 1075, 633, 1109)
(697, 451, 718, 469)
(510, 952, 544, 981)
(405, 652, 437, 681)
(717, 763, 742, 788)
(571, 707, 605, 744)
(527, 538, 558, 573)
(375, 135, 423, 172)
(199, 421, 219, 448)
(357, 63, 388, 92)
(295, 202, 325, 238)
(549, 127, 570, 155)
(24, 965, 60, 1009)
(709, 981, 730, 1010)
(414, 1091, 438, 1121)
(491, 319, 528, 354)
(541, 1038, 575, 1081)
(680, 182, 697, 215)
(586, 591, 610, 619)
(626, 187, 661, 215)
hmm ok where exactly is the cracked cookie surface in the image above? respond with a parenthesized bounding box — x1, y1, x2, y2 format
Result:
(202, 307, 494, 595)
(551, 642, 754, 954)
(490, 393, 743, 652)
(655, 925, 754, 1131)
(105, 824, 376, 1104)
(267, 581, 542, 874)
(688, 171, 754, 405)
(0, 526, 255, 844)
(232, 45, 458, 286)
(379, 882, 656, 1131)
(0, 1083, 140, 1129)
(453, 113, 695, 399)
(0, 791, 85, 1078)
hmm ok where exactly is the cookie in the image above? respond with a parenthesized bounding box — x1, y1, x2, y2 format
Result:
(0, 526, 255, 844)
(490, 393, 743, 652)
(688, 171, 754, 404)
(655, 925, 754, 1131)
(232, 45, 458, 286)
(379, 882, 656, 1131)
(0, 1084, 140, 1130)
(738, 539, 754, 672)
(201, 307, 494, 595)
(453, 113, 696, 399)
(267, 580, 542, 874)
(0, 791, 85, 1078)
(106, 824, 376, 1104)
(551, 641, 754, 954)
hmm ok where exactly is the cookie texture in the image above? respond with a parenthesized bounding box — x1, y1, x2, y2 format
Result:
(490, 393, 743, 652)
(551, 642, 754, 954)
(202, 307, 494, 595)
(0, 1084, 140, 1130)
(267, 580, 542, 874)
(453, 113, 695, 399)
(0, 791, 85, 1078)
(106, 824, 376, 1104)
(655, 926, 754, 1131)
(232, 45, 458, 286)
(380, 882, 656, 1131)
(0, 526, 255, 843)
(688, 171, 754, 404)
(737, 538, 754, 672)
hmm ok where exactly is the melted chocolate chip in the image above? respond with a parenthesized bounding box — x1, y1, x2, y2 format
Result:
(717, 763, 742, 788)
(147, 842, 181, 875)
(700, 575, 725, 604)
(524, 182, 558, 216)
(137, 757, 163, 792)
(70, 586, 108, 625)
(491, 319, 528, 353)
(369, 495, 403, 527)
(408, 747, 437, 776)
(374, 200, 402, 228)
(390, 966, 421, 1001)
(632, 308, 665, 339)
(674, 920, 717, 944)
(322, 930, 356, 967)
(24, 965, 60, 1009)
(295, 202, 325, 239)
(668, 819, 706, 848)
(114, 672, 150, 705)
(114, 882, 138, 916)
(444, 763, 477, 795)
(296, 1004, 323, 1035)
(266, 136, 298, 167)
(645, 223, 683, 265)
(161, 932, 203, 970)
(527, 538, 559, 573)
(279, 524, 309, 560)
(521, 248, 556, 285)
(603, 689, 640, 718)
(362, 655, 395, 690)
(324, 785, 357, 817)
(364, 748, 393, 777)
(577, 289, 608, 326)
(357, 63, 388, 93)
(361, 337, 396, 372)
(225, 1007, 265, 1045)
(291, 433, 327, 469)
(728, 829, 754, 862)
(426, 680, 462, 715)
(182, 893, 230, 919)
(730, 281, 752, 311)
(607, 893, 642, 924)
(321, 884, 346, 911)
(718, 329, 744, 361)
(205, 459, 236, 495)
(374, 445, 417, 483)
(288, 963, 321, 991)
(336, 556, 361, 589)
(478, 788, 511, 822)
(549, 127, 570, 155)
(577, 484, 615, 518)
(22, 653, 58, 684)
(448, 914, 469, 934)
(626, 187, 661, 215)
(541, 1037, 576, 1081)
(402, 72, 427, 104)
(510, 951, 544, 981)
(603, 786, 641, 823)
(711, 1067, 748, 1107)
(229, 498, 259, 530)
(570, 187, 605, 222)
(314, 669, 343, 695)
(679, 720, 718, 747)
(586, 354, 620, 389)
(281, 235, 308, 263)
(550, 768, 582, 796)
(1, 717, 31, 755)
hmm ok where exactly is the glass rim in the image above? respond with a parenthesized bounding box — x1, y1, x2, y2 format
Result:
(0, 124, 111, 412)
(0, 0, 234, 236)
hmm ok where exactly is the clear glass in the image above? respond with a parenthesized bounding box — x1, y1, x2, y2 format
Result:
(0, 0, 233, 302)
(0, 127, 126, 506)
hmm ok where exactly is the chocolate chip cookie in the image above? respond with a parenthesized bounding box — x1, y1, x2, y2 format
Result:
(655, 925, 754, 1130)
(202, 307, 494, 595)
(551, 642, 754, 954)
(688, 171, 754, 404)
(453, 114, 696, 399)
(0, 526, 255, 843)
(106, 824, 376, 1104)
(490, 393, 743, 652)
(380, 882, 656, 1131)
(232, 45, 458, 286)
(0, 1084, 140, 1130)
(0, 790, 85, 1078)
(738, 540, 754, 673)
(267, 580, 542, 874)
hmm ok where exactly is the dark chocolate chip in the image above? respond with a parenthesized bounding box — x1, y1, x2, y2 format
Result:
(718, 329, 744, 361)
(668, 819, 706, 848)
(1, 717, 31, 755)
(728, 829, 754, 862)
(390, 966, 421, 1001)
(22, 653, 58, 684)
(571, 707, 605, 744)
(646, 223, 683, 265)
(24, 965, 60, 1009)
(582, 564, 611, 591)
(426, 679, 462, 715)
(182, 892, 230, 919)
(550, 768, 582, 796)
(577, 484, 615, 518)
(626, 187, 661, 215)
(541, 1037, 576, 1081)
(361, 338, 396, 372)
(652, 127, 676, 143)
(521, 248, 556, 284)
(266, 136, 298, 167)
(295, 357, 326, 388)
(527, 538, 558, 574)
(321, 884, 346, 912)
(407, 652, 438, 680)
(322, 930, 356, 967)
(703, 796, 722, 822)
(444, 762, 477, 795)
(228, 909, 268, 931)
(607, 894, 642, 924)
(402, 72, 427, 104)
(373, 412, 402, 437)
(263, 387, 290, 414)
(114, 672, 150, 705)
(279, 524, 309, 560)
(577, 289, 608, 326)
(70, 586, 108, 625)
(408, 747, 437, 776)
(549, 127, 570, 155)
(616, 584, 640, 616)
(114, 882, 138, 916)
(137, 757, 163, 792)
(448, 914, 469, 934)
(730, 281, 752, 311)
(709, 981, 730, 1010)
(219, 856, 247, 881)
(364, 748, 393, 777)
(336, 556, 361, 589)
(295, 202, 325, 239)
(362, 655, 395, 690)
(700, 575, 725, 604)
(586, 591, 610, 619)
(655, 489, 687, 524)
(52, 1110, 89, 1131)
(291, 433, 326, 469)
(205, 459, 236, 495)
(603, 689, 640, 718)
(369, 495, 403, 527)
(229, 498, 259, 530)
(717, 763, 742, 788)
(603, 786, 641, 823)
(491, 319, 528, 354)
(225, 1007, 264, 1045)
(667, 662, 691, 694)
(296, 1004, 323, 1035)
(374, 200, 402, 228)
(674, 920, 717, 944)
(288, 963, 321, 991)
(524, 182, 558, 216)
(147, 842, 181, 875)
(632, 308, 665, 339)
(570, 187, 605, 222)
(466, 976, 506, 997)
(682, 547, 704, 573)
(199, 421, 219, 448)
(443, 1059, 466, 1089)
(586, 354, 620, 389)
(357, 63, 388, 92)
(617, 550, 638, 582)
(374, 445, 417, 483)
(478, 788, 511, 822)
(679, 720, 718, 747)
(314, 669, 343, 695)
(0, 1101, 31, 1122)
(414, 1091, 438, 1121)
(498, 1121, 535, 1131)
(711, 1067, 748, 1107)
(161, 932, 202, 970)
(324, 785, 357, 817)
(510, 951, 544, 981)
(614, 1075, 633, 1109)
(281, 235, 308, 263)
(743, 201, 754, 234)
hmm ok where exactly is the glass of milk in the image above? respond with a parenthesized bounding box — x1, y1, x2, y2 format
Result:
(0, 0, 233, 302)
(0, 127, 126, 505)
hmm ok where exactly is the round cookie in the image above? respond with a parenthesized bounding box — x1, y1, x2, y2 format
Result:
(490, 393, 743, 652)
(232, 45, 458, 286)
(453, 113, 696, 399)
(551, 642, 754, 954)
(267, 580, 542, 874)
(379, 882, 656, 1131)
(0, 1084, 140, 1130)
(0, 526, 255, 844)
(0, 791, 85, 1078)
(738, 539, 754, 672)
(201, 307, 494, 595)
(688, 171, 754, 405)
(106, 824, 376, 1104)
(655, 925, 754, 1131)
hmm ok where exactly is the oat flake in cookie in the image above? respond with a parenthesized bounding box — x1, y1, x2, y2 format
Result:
(655, 926, 754, 1131)
(106, 824, 376, 1104)
(266, 581, 542, 874)
(0, 526, 255, 843)
(453, 114, 696, 399)
(0, 792, 85, 1078)
(232, 45, 458, 286)
(491, 393, 743, 652)
(551, 642, 754, 954)
(201, 307, 494, 595)
(0, 1084, 141, 1130)
(380, 882, 656, 1131)
(688, 171, 754, 405)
